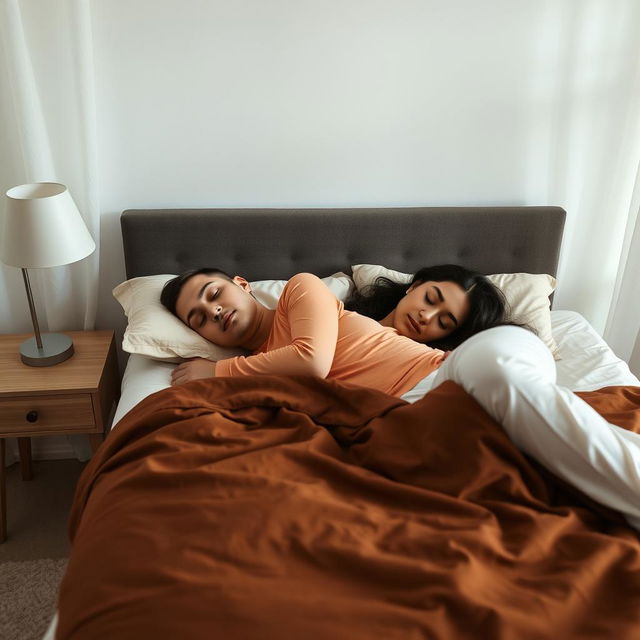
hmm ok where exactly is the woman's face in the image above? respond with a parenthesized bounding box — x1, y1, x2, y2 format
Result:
(391, 280, 471, 343)
(175, 273, 258, 347)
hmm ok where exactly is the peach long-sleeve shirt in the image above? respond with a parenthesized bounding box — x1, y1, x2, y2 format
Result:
(215, 273, 445, 397)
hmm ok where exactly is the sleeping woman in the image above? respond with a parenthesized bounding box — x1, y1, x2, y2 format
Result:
(161, 266, 640, 532)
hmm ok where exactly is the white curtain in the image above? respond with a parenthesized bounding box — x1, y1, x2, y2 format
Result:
(538, 0, 640, 346)
(605, 165, 640, 375)
(560, 0, 640, 379)
(0, 0, 99, 462)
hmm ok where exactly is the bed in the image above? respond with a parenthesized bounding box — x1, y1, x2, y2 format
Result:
(50, 206, 640, 639)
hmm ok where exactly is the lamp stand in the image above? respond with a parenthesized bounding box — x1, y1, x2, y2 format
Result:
(19, 268, 74, 367)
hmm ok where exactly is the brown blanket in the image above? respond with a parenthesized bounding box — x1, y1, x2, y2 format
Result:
(56, 378, 640, 639)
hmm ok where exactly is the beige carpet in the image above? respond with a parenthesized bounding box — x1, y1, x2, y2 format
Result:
(0, 458, 85, 640)
(0, 557, 66, 640)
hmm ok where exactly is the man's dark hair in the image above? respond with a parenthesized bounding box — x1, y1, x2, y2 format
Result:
(160, 268, 234, 317)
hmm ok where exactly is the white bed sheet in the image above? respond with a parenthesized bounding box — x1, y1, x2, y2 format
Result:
(552, 310, 639, 389)
(111, 356, 173, 427)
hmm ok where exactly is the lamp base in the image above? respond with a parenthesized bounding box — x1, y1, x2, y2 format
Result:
(20, 333, 74, 367)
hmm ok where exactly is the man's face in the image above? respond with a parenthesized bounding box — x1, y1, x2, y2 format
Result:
(175, 273, 257, 347)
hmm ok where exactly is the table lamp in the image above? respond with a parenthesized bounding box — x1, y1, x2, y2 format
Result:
(1, 182, 96, 366)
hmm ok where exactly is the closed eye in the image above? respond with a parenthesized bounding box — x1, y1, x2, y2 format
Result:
(432, 286, 458, 328)
(188, 311, 205, 330)
(440, 314, 457, 330)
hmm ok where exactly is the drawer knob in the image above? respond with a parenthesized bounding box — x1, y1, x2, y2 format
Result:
(25, 410, 39, 423)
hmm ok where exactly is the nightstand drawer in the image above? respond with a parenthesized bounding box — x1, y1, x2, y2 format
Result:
(0, 394, 94, 434)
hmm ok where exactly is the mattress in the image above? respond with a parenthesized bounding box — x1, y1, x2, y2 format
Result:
(109, 310, 639, 429)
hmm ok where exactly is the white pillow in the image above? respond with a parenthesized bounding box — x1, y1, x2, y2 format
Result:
(113, 272, 354, 362)
(351, 264, 559, 357)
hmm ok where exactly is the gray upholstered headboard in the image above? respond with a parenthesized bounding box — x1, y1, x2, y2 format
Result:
(121, 206, 566, 280)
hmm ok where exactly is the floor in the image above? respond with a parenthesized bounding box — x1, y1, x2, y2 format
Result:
(0, 459, 86, 562)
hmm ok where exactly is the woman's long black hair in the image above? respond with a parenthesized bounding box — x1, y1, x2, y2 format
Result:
(345, 264, 522, 351)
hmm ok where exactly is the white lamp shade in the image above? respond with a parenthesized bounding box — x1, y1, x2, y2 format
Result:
(1, 182, 96, 268)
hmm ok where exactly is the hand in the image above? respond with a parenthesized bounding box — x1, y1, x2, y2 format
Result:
(442, 350, 452, 361)
(171, 358, 216, 386)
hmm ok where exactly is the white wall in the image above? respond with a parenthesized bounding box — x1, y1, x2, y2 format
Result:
(88, 0, 640, 347)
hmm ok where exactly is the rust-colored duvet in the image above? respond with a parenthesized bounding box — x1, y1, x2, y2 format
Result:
(56, 377, 640, 639)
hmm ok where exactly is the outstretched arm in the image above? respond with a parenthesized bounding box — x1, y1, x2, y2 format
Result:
(216, 273, 340, 378)
(171, 273, 340, 384)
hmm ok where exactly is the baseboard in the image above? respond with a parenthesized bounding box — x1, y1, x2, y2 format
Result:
(3, 434, 91, 465)
(31, 435, 79, 459)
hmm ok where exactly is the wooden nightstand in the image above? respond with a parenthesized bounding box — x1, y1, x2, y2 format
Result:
(0, 330, 120, 543)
